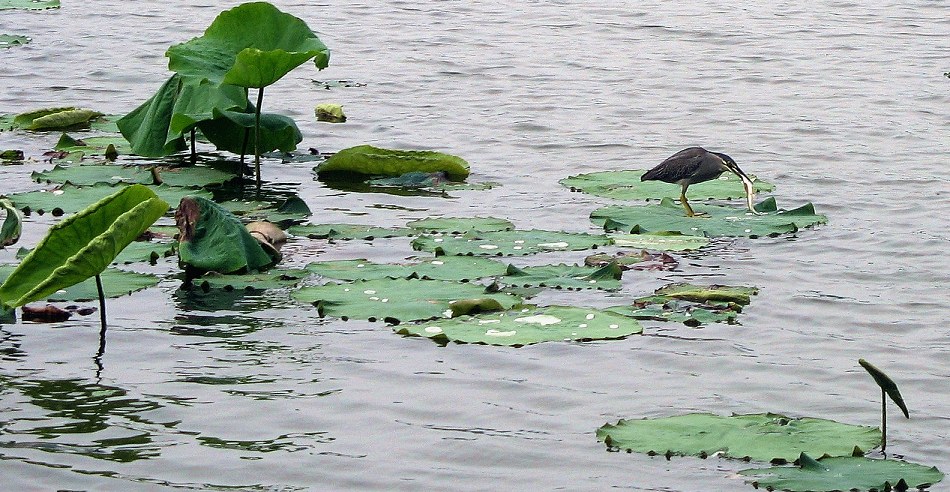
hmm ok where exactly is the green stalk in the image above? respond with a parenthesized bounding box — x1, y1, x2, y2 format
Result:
(881, 387, 887, 452)
(254, 87, 264, 189)
(190, 128, 196, 164)
(96, 273, 107, 331)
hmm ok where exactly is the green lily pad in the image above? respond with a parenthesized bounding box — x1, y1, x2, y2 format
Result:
(0, 34, 30, 48)
(305, 256, 508, 282)
(287, 223, 413, 240)
(315, 145, 470, 181)
(292, 278, 522, 323)
(399, 305, 643, 346)
(654, 283, 758, 305)
(190, 268, 308, 290)
(54, 133, 131, 156)
(411, 229, 612, 256)
(739, 453, 944, 492)
(112, 239, 176, 265)
(0, 265, 157, 302)
(561, 169, 774, 201)
(502, 262, 622, 291)
(217, 196, 310, 226)
(591, 197, 827, 237)
(609, 232, 709, 251)
(13, 108, 104, 130)
(0, 0, 59, 9)
(596, 413, 881, 463)
(608, 283, 756, 327)
(406, 216, 514, 234)
(9, 183, 208, 215)
(33, 163, 237, 188)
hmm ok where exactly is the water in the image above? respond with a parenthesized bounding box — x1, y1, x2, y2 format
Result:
(1, 1, 948, 490)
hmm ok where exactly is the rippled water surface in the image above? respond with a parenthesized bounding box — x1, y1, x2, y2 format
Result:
(1, 1, 948, 490)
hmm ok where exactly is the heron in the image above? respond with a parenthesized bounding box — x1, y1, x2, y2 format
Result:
(640, 147, 760, 217)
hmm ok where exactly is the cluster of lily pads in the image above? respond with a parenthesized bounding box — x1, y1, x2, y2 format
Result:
(0, 2, 943, 490)
(0, 0, 60, 49)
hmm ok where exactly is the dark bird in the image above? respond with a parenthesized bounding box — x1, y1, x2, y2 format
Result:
(641, 147, 759, 217)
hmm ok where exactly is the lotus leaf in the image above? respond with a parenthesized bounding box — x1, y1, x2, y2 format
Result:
(315, 103, 346, 123)
(596, 413, 881, 463)
(166, 1, 329, 88)
(406, 216, 514, 234)
(112, 239, 176, 265)
(45, 268, 159, 302)
(411, 229, 612, 256)
(33, 163, 235, 188)
(739, 453, 944, 492)
(609, 232, 709, 251)
(54, 133, 131, 155)
(0, 0, 59, 9)
(0, 34, 30, 48)
(315, 145, 470, 181)
(197, 108, 302, 154)
(13, 108, 103, 131)
(176, 195, 277, 275)
(655, 283, 758, 305)
(0, 185, 169, 308)
(859, 358, 909, 419)
(287, 223, 413, 240)
(217, 196, 310, 226)
(607, 302, 739, 326)
(591, 197, 827, 237)
(190, 268, 308, 290)
(502, 262, 622, 291)
(1, 149, 24, 161)
(292, 278, 522, 323)
(586, 250, 678, 272)
(10, 183, 209, 215)
(399, 305, 642, 346)
(1, 198, 23, 247)
(305, 257, 508, 282)
(561, 169, 774, 201)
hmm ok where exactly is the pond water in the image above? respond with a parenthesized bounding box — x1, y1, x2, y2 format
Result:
(1, 1, 948, 490)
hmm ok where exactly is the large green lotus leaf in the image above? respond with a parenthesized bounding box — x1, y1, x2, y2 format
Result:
(0, 0, 59, 9)
(197, 108, 302, 154)
(1, 198, 23, 247)
(166, 2, 329, 88)
(0, 185, 169, 308)
(13, 108, 103, 131)
(411, 229, 612, 256)
(190, 268, 308, 290)
(10, 183, 209, 215)
(292, 278, 522, 323)
(176, 195, 277, 275)
(288, 223, 413, 241)
(315, 145, 470, 181)
(596, 413, 881, 463)
(609, 232, 709, 251)
(399, 305, 643, 346)
(561, 169, 774, 201)
(0, 34, 30, 48)
(591, 197, 827, 237)
(655, 282, 758, 305)
(33, 163, 236, 188)
(503, 262, 622, 291)
(305, 257, 508, 282)
(406, 216, 514, 234)
(739, 453, 944, 492)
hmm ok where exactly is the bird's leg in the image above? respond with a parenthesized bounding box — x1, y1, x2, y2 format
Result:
(680, 186, 707, 217)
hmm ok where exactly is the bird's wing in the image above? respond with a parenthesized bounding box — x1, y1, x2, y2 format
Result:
(641, 148, 707, 183)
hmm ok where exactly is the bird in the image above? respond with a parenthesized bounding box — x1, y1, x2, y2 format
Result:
(640, 147, 759, 217)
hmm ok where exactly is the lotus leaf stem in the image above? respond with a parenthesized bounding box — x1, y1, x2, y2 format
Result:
(254, 87, 264, 189)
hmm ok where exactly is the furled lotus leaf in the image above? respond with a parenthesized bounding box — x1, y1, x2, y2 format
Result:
(197, 108, 302, 154)
(859, 359, 909, 419)
(315, 145, 470, 181)
(411, 229, 612, 256)
(0, 0, 59, 9)
(502, 262, 622, 291)
(399, 305, 642, 346)
(0, 34, 30, 48)
(0, 198, 23, 247)
(166, 1, 329, 88)
(561, 169, 774, 201)
(406, 216, 514, 234)
(190, 268, 308, 290)
(315, 103, 346, 122)
(596, 413, 882, 463)
(739, 453, 944, 492)
(9, 183, 209, 215)
(608, 232, 709, 251)
(292, 278, 522, 323)
(591, 197, 827, 238)
(176, 195, 277, 275)
(306, 256, 508, 282)
(287, 223, 413, 240)
(13, 108, 103, 131)
(0, 185, 169, 308)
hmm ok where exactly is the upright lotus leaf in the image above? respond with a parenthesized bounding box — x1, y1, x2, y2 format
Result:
(406, 216, 514, 234)
(596, 413, 882, 463)
(292, 278, 522, 323)
(287, 223, 413, 240)
(165, 1, 330, 88)
(591, 197, 827, 237)
(0, 185, 169, 308)
(316, 145, 470, 181)
(561, 169, 774, 201)
(399, 305, 643, 346)
(305, 256, 509, 282)
(13, 107, 103, 131)
(197, 108, 302, 154)
(502, 262, 623, 291)
(0, 198, 23, 246)
(739, 453, 944, 492)
(411, 229, 612, 256)
(176, 195, 277, 275)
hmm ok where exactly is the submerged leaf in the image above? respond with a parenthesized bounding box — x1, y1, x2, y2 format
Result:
(739, 453, 944, 491)
(315, 145, 470, 181)
(859, 359, 910, 419)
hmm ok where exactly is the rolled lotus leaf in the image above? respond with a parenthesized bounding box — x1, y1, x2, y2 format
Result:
(316, 145, 470, 181)
(176, 195, 278, 276)
(0, 198, 22, 247)
(859, 358, 910, 419)
(14, 107, 103, 131)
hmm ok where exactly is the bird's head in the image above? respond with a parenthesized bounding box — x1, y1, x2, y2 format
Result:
(712, 152, 752, 183)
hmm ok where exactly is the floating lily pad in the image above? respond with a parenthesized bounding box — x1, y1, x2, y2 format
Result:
(585, 250, 678, 271)
(411, 229, 612, 256)
(406, 216, 514, 234)
(655, 283, 757, 305)
(315, 145, 470, 181)
(399, 305, 642, 346)
(597, 413, 881, 463)
(54, 133, 131, 156)
(33, 163, 236, 188)
(287, 223, 413, 240)
(305, 257, 508, 282)
(292, 278, 522, 323)
(502, 262, 622, 291)
(591, 197, 827, 238)
(0, 265, 158, 302)
(9, 183, 208, 215)
(739, 453, 944, 492)
(609, 232, 709, 251)
(13, 107, 103, 130)
(217, 196, 310, 226)
(190, 268, 308, 291)
(0, 0, 59, 9)
(608, 283, 756, 327)
(0, 34, 30, 48)
(561, 169, 774, 201)
(112, 239, 176, 265)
